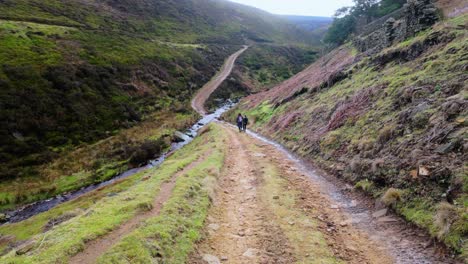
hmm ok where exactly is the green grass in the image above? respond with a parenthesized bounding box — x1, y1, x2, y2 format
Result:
(99, 126, 226, 263)
(0, 123, 226, 263)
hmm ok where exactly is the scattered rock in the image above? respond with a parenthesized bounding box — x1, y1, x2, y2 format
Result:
(273, 195, 280, 200)
(242, 248, 258, 258)
(0, 235, 15, 245)
(174, 131, 190, 142)
(418, 166, 430, 176)
(339, 221, 350, 227)
(202, 254, 221, 264)
(208, 223, 220, 231)
(435, 141, 458, 154)
(346, 244, 358, 252)
(377, 216, 398, 223)
(372, 208, 388, 218)
(220, 256, 228, 261)
(288, 221, 295, 226)
(16, 240, 35, 255)
(0, 213, 9, 222)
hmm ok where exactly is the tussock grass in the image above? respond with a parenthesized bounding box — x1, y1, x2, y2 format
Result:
(381, 188, 403, 207)
(355, 179, 374, 193)
(434, 202, 459, 238)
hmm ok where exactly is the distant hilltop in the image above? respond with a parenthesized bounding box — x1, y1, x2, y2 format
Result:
(281, 15, 333, 31)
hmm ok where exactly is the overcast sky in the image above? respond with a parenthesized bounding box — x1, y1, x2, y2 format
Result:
(228, 0, 355, 17)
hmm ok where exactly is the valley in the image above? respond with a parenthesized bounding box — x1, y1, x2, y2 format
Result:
(0, 0, 466, 263)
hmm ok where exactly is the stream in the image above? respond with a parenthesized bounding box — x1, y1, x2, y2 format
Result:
(2, 101, 236, 225)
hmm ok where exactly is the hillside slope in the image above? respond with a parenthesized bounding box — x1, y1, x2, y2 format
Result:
(230, 10, 468, 257)
(0, 0, 318, 211)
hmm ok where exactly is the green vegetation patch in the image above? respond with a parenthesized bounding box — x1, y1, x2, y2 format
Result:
(98, 124, 226, 263)
(0, 124, 225, 263)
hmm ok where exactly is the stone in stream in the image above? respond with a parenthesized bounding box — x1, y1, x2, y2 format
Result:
(202, 254, 221, 264)
(174, 131, 190, 142)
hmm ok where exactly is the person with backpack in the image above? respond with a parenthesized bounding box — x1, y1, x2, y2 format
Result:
(236, 113, 243, 132)
(242, 115, 249, 132)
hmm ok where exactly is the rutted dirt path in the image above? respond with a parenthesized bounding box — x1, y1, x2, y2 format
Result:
(191, 126, 296, 264)
(190, 124, 394, 264)
(69, 152, 211, 264)
(192, 46, 248, 115)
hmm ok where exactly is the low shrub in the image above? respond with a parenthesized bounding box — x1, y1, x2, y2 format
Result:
(381, 188, 403, 207)
(434, 202, 458, 238)
(355, 179, 374, 193)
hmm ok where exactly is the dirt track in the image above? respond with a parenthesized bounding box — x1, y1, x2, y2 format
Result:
(190, 124, 396, 264)
(192, 46, 248, 115)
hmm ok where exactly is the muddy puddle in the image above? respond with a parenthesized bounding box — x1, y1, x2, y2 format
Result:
(245, 129, 459, 264)
(2, 102, 236, 225)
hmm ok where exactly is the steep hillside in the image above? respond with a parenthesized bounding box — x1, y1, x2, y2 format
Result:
(0, 0, 318, 211)
(282, 15, 332, 46)
(229, 8, 467, 258)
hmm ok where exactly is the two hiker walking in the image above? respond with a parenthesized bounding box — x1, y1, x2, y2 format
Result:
(236, 113, 249, 132)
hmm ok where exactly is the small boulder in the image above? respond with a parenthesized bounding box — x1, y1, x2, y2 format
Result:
(208, 223, 220, 231)
(372, 208, 388, 218)
(16, 240, 35, 255)
(242, 248, 258, 258)
(435, 141, 459, 154)
(202, 254, 221, 264)
(418, 166, 430, 176)
(174, 131, 190, 142)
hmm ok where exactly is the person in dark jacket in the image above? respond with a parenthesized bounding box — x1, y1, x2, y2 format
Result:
(236, 113, 243, 132)
(242, 115, 249, 131)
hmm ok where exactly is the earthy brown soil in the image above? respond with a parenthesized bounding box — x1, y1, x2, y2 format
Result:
(69, 152, 211, 264)
(189, 124, 393, 264)
(192, 46, 248, 115)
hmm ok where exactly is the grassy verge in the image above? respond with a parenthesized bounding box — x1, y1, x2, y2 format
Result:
(98, 125, 226, 263)
(0, 111, 198, 212)
(0, 123, 224, 263)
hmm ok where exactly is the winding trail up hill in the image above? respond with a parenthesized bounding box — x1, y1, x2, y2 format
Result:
(192, 46, 249, 115)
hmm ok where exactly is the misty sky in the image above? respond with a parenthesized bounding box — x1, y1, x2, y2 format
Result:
(228, 0, 355, 17)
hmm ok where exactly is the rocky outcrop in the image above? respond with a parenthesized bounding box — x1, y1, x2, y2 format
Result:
(354, 0, 439, 54)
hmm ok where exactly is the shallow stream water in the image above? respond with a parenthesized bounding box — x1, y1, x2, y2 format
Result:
(2, 102, 236, 225)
